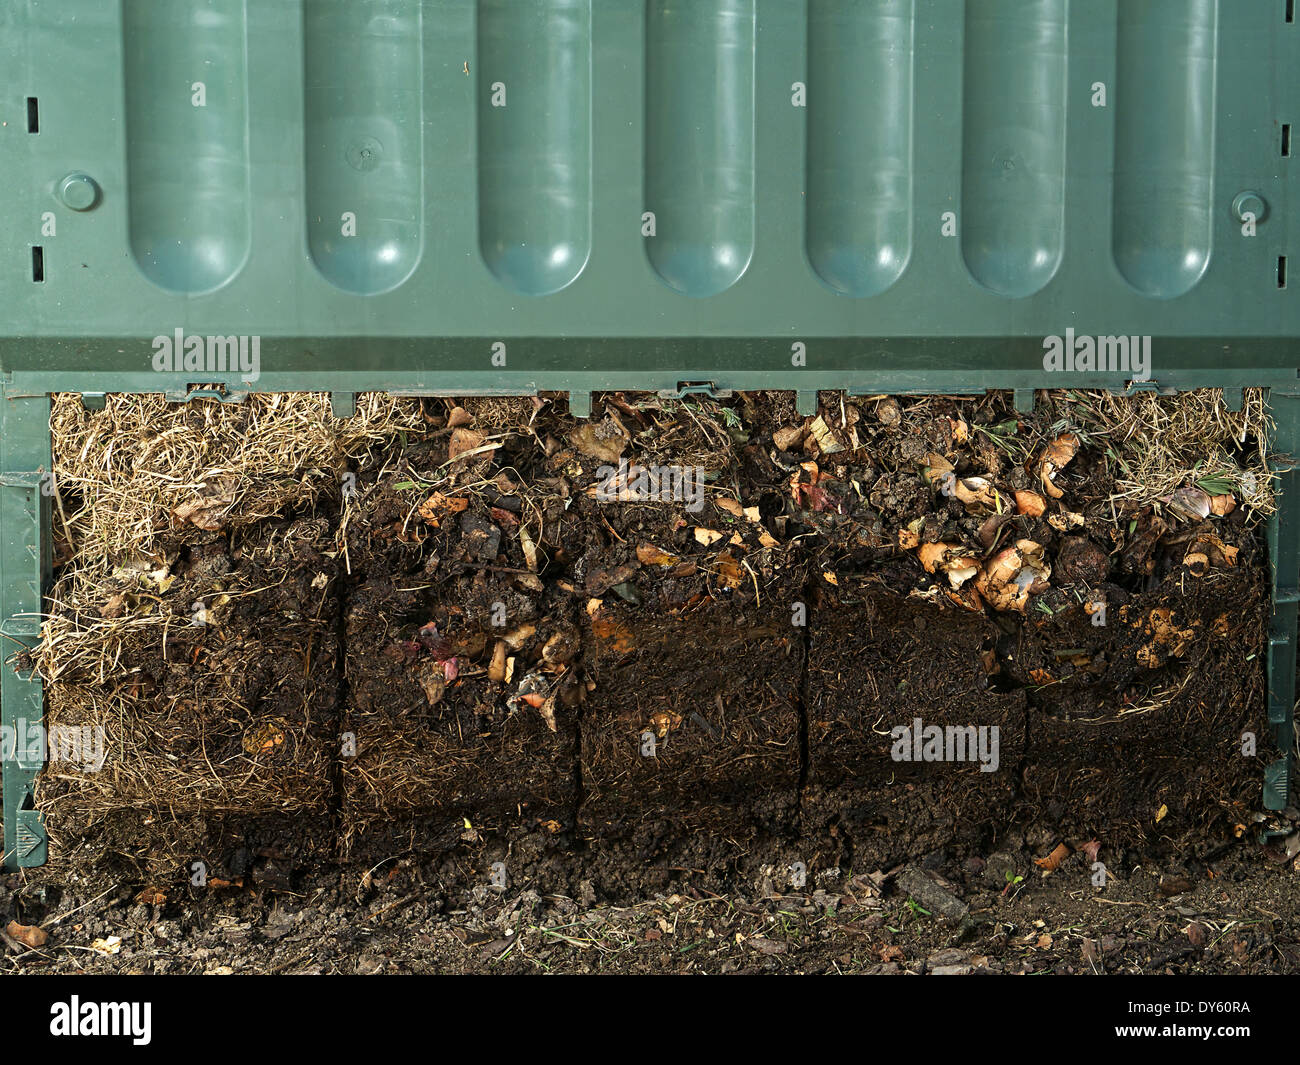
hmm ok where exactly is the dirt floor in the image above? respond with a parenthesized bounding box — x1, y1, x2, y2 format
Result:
(4, 388, 1297, 974)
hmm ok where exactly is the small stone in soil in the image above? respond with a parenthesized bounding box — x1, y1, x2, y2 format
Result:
(896, 866, 969, 920)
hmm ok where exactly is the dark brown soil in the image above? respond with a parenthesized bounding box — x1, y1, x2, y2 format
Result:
(577, 586, 805, 898)
(803, 581, 1028, 873)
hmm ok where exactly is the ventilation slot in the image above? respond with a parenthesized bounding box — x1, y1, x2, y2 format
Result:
(26, 97, 38, 133)
(31, 246, 44, 283)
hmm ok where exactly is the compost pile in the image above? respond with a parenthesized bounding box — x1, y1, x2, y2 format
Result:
(27, 388, 1279, 903)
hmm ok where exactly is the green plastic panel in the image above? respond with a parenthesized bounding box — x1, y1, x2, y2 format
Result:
(0, 395, 51, 869)
(0, 0, 1294, 397)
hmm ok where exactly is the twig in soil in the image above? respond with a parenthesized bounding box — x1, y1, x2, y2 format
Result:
(449, 562, 538, 577)
(40, 884, 118, 929)
(364, 894, 419, 922)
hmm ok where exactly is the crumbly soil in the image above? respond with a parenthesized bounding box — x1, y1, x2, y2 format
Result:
(6, 389, 1296, 974)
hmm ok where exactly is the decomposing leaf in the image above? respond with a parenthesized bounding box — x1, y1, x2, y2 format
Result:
(519, 526, 539, 571)
(922, 452, 954, 487)
(715, 552, 745, 590)
(417, 492, 469, 526)
(242, 718, 287, 756)
(649, 710, 682, 739)
(5, 921, 47, 949)
(537, 694, 558, 732)
(637, 542, 680, 567)
(1186, 533, 1238, 569)
(694, 527, 724, 546)
(171, 484, 235, 532)
(571, 418, 629, 463)
(587, 600, 635, 653)
(1038, 432, 1080, 499)
(952, 476, 1000, 514)
(1014, 489, 1046, 518)
(149, 565, 175, 593)
(1047, 510, 1085, 531)
(808, 415, 845, 455)
(502, 622, 536, 650)
(100, 593, 128, 618)
(918, 542, 956, 574)
(488, 640, 508, 684)
(715, 497, 762, 523)
(1033, 842, 1070, 873)
(418, 662, 448, 706)
(449, 427, 491, 463)
(794, 475, 845, 514)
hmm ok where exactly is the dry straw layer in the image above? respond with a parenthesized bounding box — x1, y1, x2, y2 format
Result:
(1061, 387, 1275, 516)
(33, 392, 426, 876)
(50, 391, 428, 561)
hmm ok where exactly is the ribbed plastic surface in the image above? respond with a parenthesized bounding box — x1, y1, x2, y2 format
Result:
(0, 0, 1295, 389)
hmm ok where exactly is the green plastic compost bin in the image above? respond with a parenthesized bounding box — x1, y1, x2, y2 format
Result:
(0, 0, 1296, 867)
